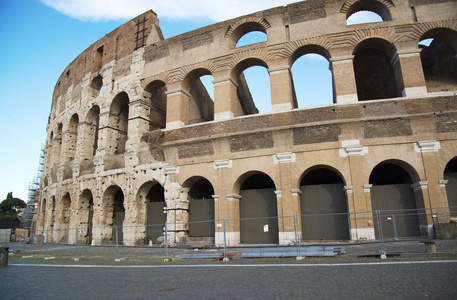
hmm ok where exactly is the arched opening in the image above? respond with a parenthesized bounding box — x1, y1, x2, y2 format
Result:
(188, 178, 215, 241)
(345, 0, 392, 25)
(300, 166, 349, 241)
(347, 11, 383, 25)
(52, 124, 63, 166)
(419, 29, 457, 93)
(102, 185, 125, 244)
(291, 46, 334, 107)
(230, 21, 268, 48)
(444, 158, 457, 214)
(78, 189, 94, 245)
(59, 193, 71, 243)
(113, 188, 125, 244)
(50, 196, 56, 232)
(236, 31, 267, 47)
(67, 114, 79, 160)
(182, 69, 214, 125)
(85, 105, 100, 157)
(143, 183, 166, 244)
(353, 38, 401, 101)
(143, 81, 167, 130)
(232, 58, 271, 115)
(370, 161, 420, 238)
(239, 172, 278, 243)
(109, 92, 129, 155)
(40, 198, 46, 230)
(89, 75, 103, 98)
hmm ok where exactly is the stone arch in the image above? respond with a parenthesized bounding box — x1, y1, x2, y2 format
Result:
(100, 185, 125, 244)
(419, 28, 457, 93)
(444, 157, 457, 213)
(236, 171, 278, 244)
(341, 0, 394, 21)
(182, 68, 214, 124)
(57, 192, 71, 243)
(183, 176, 215, 241)
(82, 105, 100, 159)
(143, 80, 167, 130)
(52, 123, 63, 167)
(89, 75, 103, 98)
(67, 113, 79, 160)
(290, 44, 335, 107)
(353, 38, 402, 101)
(225, 17, 271, 48)
(108, 92, 129, 155)
(369, 160, 421, 238)
(231, 58, 270, 114)
(137, 181, 166, 244)
(39, 198, 46, 231)
(299, 165, 350, 241)
(77, 189, 94, 244)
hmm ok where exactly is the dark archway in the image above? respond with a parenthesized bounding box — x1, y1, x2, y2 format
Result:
(188, 178, 215, 240)
(370, 162, 420, 238)
(145, 183, 166, 244)
(353, 38, 401, 101)
(239, 173, 278, 244)
(79, 189, 94, 245)
(419, 29, 457, 93)
(300, 166, 349, 241)
(444, 158, 457, 215)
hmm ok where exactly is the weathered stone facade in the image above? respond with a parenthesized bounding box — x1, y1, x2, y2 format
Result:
(33, 0, 457, 246)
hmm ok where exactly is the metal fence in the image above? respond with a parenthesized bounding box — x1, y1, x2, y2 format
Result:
(4, 206, 457, 262)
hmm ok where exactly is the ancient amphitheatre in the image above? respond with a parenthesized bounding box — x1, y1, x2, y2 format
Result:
(33, 0, 457, 247)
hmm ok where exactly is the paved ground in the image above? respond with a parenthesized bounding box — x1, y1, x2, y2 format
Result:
(2, 259, 457, 299)
(2, 239, 457, 299)
(2, 239, 457, 261)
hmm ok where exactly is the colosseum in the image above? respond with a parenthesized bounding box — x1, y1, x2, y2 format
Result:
(33, 0, 457, 247)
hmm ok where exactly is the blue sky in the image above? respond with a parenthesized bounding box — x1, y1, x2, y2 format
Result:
(0, 0, 380, 202)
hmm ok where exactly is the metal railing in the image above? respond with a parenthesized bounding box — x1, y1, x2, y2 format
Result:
(6, 206, 457, 261)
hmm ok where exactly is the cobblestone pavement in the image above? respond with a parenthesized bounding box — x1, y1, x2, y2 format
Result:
(2, 239, 457, 261)
(2, 260, 457, 299)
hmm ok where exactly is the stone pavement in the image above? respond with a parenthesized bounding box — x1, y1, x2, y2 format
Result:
(2, 239, 457, 261)
(2, 259, 457, 299)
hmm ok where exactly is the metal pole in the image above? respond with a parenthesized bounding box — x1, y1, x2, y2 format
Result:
(75, 227, 78, 259)
(392, 214, 398, 241)
(164, 222, 168, 260)
(115, 225, 119, 261)
(223, 219, 227, 261)
(295, 214, 302, 259)
(45, 229, 49, 258)
(376, 210, 386, 258)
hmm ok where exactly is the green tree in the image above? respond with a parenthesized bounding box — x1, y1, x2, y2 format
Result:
(0, 193, 26, 213)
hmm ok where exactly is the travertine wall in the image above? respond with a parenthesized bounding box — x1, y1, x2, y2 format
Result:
(34, 0, 457, 246)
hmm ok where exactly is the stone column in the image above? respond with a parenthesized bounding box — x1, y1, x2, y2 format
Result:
(213, 159, 237, 246)
(125, 99, 151, 153)
(274, 152, 296, 245)
(395, 49, 427, 97)
(165, 88, 190, 129)
(268, 66, 296, 112)
(330, 55, 358, 104)
(410, 181, 434, 236)
(95, 108, 114, 157)
(225, 194, 241, 246)
(340, 139, 372, 240)
(213, 77, 239, 121)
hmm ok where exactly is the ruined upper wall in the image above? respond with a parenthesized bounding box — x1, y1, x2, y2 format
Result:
(50, 10, 162, 113)
(49, 0, 457, 121)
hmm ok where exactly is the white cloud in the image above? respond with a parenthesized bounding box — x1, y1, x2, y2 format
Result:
(41, 0, 295, 22)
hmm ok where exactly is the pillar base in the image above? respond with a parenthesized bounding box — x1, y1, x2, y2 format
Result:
(351, 228, 376, 241)
(215, 231, 240, 247)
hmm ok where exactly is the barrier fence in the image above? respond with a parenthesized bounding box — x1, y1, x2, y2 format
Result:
(4, 206, 457, 261)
